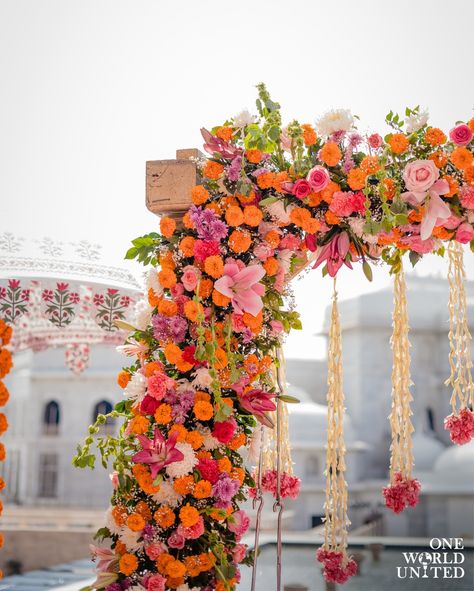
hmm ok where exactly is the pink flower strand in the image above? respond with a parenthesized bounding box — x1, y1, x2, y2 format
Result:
(249, 469, 301, 499)
(444, 408, 474, 445)
(383, 472, 421, 514)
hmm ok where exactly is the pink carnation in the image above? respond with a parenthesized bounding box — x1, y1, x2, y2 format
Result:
(460, 186, 474, 210)
(145, 541, 167, 560)
(193, 239, 221, 262)
(233, 543, 247, 563)
(177, 515, 205, 540)
(444, 408, 474, 445)
(249, 469, 301, 499)
(228, 510, 250, 538)
(348, 191, 366, 214)
(147, 574, 166, 591)
(329, 191, 354, 217)
(148, 372, 173, 401)
(316, 548, 357, 584)
(197, 458, 220, 484)
(368, 133, 383, 149)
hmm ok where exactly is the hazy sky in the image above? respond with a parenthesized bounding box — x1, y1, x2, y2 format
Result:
(1, 0, 473, 358)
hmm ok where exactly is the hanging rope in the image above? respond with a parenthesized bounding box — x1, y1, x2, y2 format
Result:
(383, 262, 420, 514)
(316, 278, 357, 584)
(444, 241, 474, 445)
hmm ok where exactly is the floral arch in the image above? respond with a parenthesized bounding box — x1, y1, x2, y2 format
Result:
(5, 84, 474, 590)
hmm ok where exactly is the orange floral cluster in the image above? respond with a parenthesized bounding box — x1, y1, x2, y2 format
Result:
(0, 319, 12, 579)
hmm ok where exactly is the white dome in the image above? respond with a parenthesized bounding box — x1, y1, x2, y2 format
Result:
(287, 383, 354, 444)
(412, 431, 445, 471)
(434, 440, 474, 475)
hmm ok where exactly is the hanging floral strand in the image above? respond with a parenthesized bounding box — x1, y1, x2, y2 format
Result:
(316, 280, 357, 584)
(383, 263, 420, 514)
(444, 240, 474, 444)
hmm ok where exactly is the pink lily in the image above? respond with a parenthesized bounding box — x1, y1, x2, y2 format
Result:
(89, 545, 118, 574)
(239, 389, 277, 428)
(313, 232, 352, 277)
(214, 263, 265, 316)
(402, 179, 451, 240)
(132, 428, 184, 479)
(201, 128, 240, 160)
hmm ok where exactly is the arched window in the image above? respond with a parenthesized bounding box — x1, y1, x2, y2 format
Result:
(43, 401, 60, 435)
(93, 400, 115, 434)
(426, 407, 435, 432)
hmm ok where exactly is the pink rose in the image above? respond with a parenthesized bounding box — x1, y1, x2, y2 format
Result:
(212, 417, 237, 443)
(460, 185, 474, 209)
(228, 510, 250, 537)
(292, 179, 312, 200)
(368, 133, 383, 149)
(177, 516, 205, 539)
(167, 530, 185, 549)
(449, 124, 473, 147)
(170, 283, 184, 297)
(181, 265, 201, 292)
(147, 574, 166, 591)
(140, 394, 160, 415)
(403, 160, 439, 193)
(270, 320, 284, 335)
(306, 165, 330, 192)
(455, 222, 474, 244)
(109, 471, 119, 489)
(145, 541, 167, 560)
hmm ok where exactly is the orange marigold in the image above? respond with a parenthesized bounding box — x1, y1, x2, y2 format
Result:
(202, 160, 224, 180)
(117, 370, 130, 388)
(186, 430, 204, 450)
(0, 321, 12, 346)
(360, 155, 381, 175)
(119, 554, 138, 576)
(321, 180, 340, 203)
(263, 257, 279, 276)
(227, 432, 246, 450)
(214, 347, 228, 370)
(388, 133, 409, 155)
(179, 503, 200, 527)
(290, 207, 311, 228)
(218, 457, 232, 473)
(319, 141, 342, 166)
(451, 147, 473, 170)
(160, 216, 176, 238)
(0, 349, 13, 379)
(129, 415, 150, 435)
(164, 343, 183, 364)
(464, 165, 474, 184)
(425, 127, 447, 146)
(127, 512, 146, 532)
(225, 205, 244, 227)
(158, 300, 178, 317)
(204, 255, 224, 278)
(193, 479, 212, 499)
(216, 126, 233, 142)
(325, 210, 341, 225)
(179, 236, 195, 257)
(173, 474, 195, 495)
(245, 149, 263, 164)
(442, 175, 459, 198)
(243, 205, 263, 227)
(256, 171, 275, 189)
(0, 442, 5, 462)
(193, 400, 214, 421)
(154, 403, 172, 424)
(468, 118, 474, 133)
(198, 278, 213, 298)
(429, 151, 448, 169)
(136, 501, 152, 521)
(154, 506, 176, 528)
(228, 229, 251, 253)
(302, 123, 317, 146)
(0, 414, 8, 436)
(347, 168, 367, 190)
(184, 300, 203, 322)
(166, 559, 186, 579)
(264, 230, 280, 248)
(158, 268, 177, 289)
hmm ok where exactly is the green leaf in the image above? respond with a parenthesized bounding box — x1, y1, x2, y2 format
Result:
(125, 246, 139, 260)
(259, 196, 279, 207)
(278, 394, 300, 404)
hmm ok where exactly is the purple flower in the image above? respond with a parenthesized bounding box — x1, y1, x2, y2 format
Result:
(227, 155, 242, 182)
(212, 474, 240, 508)
(348, 132, 363, 148)
(330, 130, 346, 143)
(152, 314, 170, 341)
(168, 315, 187, 343)
(189, 206, 228, 241)
(142, 524, 157, 541)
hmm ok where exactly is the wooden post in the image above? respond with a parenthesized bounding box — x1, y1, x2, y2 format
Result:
(145, 149, 317, 276)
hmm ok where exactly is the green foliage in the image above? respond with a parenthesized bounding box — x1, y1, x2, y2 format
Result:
(125, 232, 161, 265)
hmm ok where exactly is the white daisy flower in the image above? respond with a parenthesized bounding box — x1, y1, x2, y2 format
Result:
(166, 442, 198, 478)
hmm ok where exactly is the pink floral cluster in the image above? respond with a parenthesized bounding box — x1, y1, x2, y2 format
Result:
(383, 472, 421, 514)
(316, 548, 357, 584)
(249, 469, 301, 499)
(444, 407, 474, 445)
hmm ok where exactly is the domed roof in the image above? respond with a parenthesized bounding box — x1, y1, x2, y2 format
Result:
(434, 440, 474, 475)
(412, 431, 445, 471)
(287, 383, 354, 444)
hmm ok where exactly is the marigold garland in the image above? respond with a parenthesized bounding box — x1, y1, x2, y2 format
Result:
(0, 319, 12, 580)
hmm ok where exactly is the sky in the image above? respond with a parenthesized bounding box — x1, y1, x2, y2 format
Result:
(1, 0, 473, 359)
